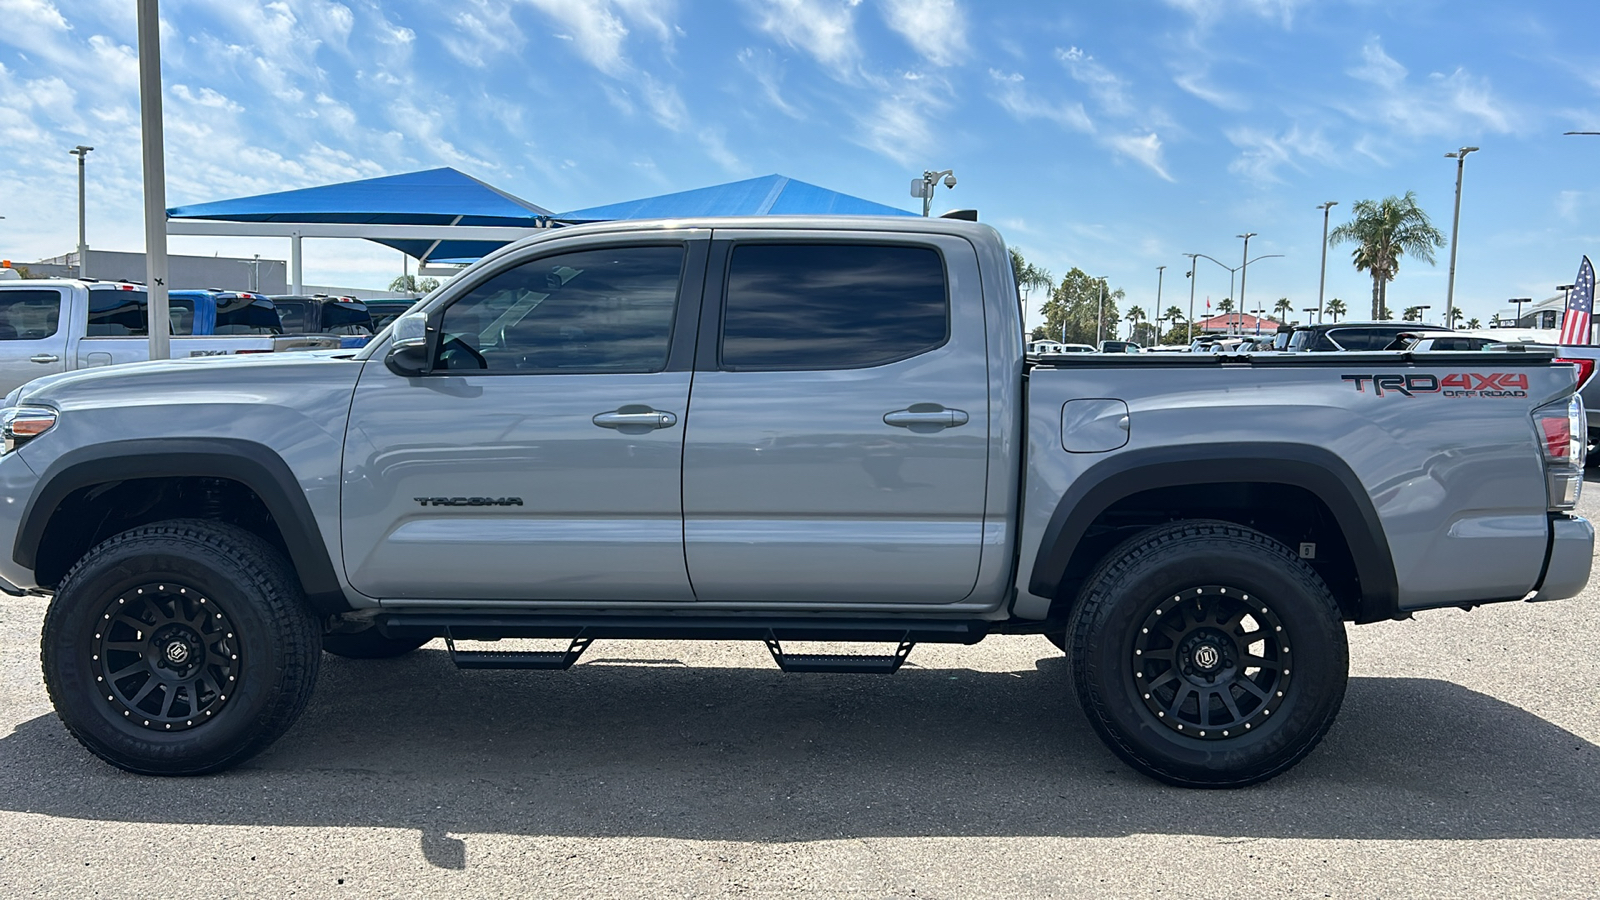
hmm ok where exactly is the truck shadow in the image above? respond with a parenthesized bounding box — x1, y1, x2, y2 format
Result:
(0, 647, 1595, 865)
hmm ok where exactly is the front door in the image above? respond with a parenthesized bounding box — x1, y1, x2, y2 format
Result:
(341, 236, 707, 602)
(0, 287, 68, 394)
(681, 234, 992, 605)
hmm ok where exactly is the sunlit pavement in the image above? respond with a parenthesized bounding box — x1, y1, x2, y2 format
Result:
(1, 489, 1596, 898)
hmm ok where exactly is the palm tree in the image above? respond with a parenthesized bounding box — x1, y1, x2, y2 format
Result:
(1010, 248, 1053, 329)
(1326, 298, 1347, 322)
(1328, 192, 1446, 320)
(1125, 305, 1145, 341)
(1467, 317, 1481, 329)
(1273, 297, 1293, 321)
(1402, 306, 1422, 322)
(1449, 308, 1464, 328)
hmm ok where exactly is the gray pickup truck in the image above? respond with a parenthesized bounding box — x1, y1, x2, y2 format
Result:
(0, 217, 1590, 788)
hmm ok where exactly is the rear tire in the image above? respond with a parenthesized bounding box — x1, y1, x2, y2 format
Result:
(41, 519, 321, 776)
(322, 629, 431, 659)
(1068, 520, 1348, 788)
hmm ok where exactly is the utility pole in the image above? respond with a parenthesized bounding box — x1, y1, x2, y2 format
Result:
(136, 0, 170, 360)
(1443, 146, 1479, 329)
(1096, 277, 1107, 346)
(69, 145, 93, 278)
(1153, 265, 1165, 344)
(1316, 201, 1337, 323)
(1184, 253, 1199, 344)
(1236, 232, 1257, 316)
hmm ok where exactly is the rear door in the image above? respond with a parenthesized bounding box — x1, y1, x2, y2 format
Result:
(680, 232, 991, 605)
(0, 287, 69, 392)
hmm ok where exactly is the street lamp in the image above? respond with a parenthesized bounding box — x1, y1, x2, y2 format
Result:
(912, 169, 957, 217)
(1302, 306, 1317, 326)
(1509, 297, 1531, 326)
(68, 145, 93, 278)
(1236, 232, 1257, 313)
(1316, 201, 1337, 322)
(1443, 146, 1480, 329)
(1153, 265, 1165, 344)
(1416, 303, 1431, 325)
(1184, 254, 1199, 343)
(1095, 276, 1108, 345)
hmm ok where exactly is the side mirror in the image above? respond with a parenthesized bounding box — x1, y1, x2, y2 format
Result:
(385, 311, 430, 377)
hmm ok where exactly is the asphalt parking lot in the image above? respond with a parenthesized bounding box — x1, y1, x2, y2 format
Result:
(2, 492, 1598, 898)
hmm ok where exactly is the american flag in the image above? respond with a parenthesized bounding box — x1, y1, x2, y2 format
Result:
(1559, 256, 1595, 346)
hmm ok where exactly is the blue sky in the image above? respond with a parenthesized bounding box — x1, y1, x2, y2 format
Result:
(2, 0, 1599, 329)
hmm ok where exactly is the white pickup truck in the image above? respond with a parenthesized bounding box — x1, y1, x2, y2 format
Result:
(0, 280, 339, 395)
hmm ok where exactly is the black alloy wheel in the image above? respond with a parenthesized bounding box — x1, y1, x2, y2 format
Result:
(93, 583, 241, 731)
(1068, 520, 1348, 788)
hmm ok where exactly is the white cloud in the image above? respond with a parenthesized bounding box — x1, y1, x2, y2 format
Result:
(522, 0, 634, 76)
(1226, 125, 1337, 182)
(1344, 37, 1517, 137)
(989, 69, 1093, 133)
(1056, 46, 1132, 117)
(737, 47, 803, 118)
(881, 0, 967, 67)
(1163, 0, 1306, 29)
(442, 0, 527, 68)
(1104, 132, 1174, 181)
(747, 0, 861, 78)
(698, 127, 743, 173)
(853, 84, 939, 166)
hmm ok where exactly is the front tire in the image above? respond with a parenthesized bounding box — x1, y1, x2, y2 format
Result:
(1068, 521, 1348, 788)
(41, 519, 321, 776)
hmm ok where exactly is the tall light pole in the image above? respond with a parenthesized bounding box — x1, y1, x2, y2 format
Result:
(1416, 303, 1431, 325)
(136, 0, 170, 360)
(1510, 297, 1531, 326)
(1443, 146, 1480, 330)
(1184, 254, 1200, 343)
(68, 145, 93, 278)
(1236, 232, 1257, 316)
(1153, 265, 1165, 344)
(1316, 201, 1337, 322)
(1095, 276, 1107, 345)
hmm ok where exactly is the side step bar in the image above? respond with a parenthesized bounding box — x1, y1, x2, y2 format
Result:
(764, 638, 914, 674)
(377, 612, 988, 645)
(445, 634, 592, 671)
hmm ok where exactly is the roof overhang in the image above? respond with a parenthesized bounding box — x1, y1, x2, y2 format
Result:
(166, 220, 550, 240)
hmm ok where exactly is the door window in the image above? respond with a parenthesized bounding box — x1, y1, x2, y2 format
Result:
(434, 246, 685, 373)
(87, 291, 151, 336)
(719, 243, 948, 370)
(0, 290, 62, 340)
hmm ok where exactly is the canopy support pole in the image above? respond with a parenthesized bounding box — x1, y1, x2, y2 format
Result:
(290, 232, 303, 294)
(136, 0, 170, 361)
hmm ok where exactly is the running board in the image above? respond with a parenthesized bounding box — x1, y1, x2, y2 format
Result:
(764, 638, 915, 674)
(445, 634, 592, 670)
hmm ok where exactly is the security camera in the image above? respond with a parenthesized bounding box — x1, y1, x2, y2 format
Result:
(943, 174, 957, 189)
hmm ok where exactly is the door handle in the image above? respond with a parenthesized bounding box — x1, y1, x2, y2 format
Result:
(593, 406, 678, 430)
(29, 354, 59, 364)
(883, 404, 969, 429)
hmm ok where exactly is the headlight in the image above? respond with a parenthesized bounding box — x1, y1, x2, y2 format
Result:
(2, 406, 57, 454)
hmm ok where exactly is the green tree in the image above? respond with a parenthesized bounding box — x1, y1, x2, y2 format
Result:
(1125, 305, 1146, 341)
(1326, 298, 1346, 322)
(1273, 297, 1293, 321)
(1402, 306, 1422, 322)
(1380, 304, 1394, 319)
(1450, 307, 1464, 328)
(1328, 192, 1446, 320)
(1467, 317, 1481, 329)
(1037, 268, 1123, 344)
(1010, 247, 1052, 332)
(389, 274, 440, 294)
(1216, 297, 1235, 316)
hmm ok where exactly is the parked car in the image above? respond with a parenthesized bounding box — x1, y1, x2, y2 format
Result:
(364, 299, 419, 331)
(3, 218, 1589, 790)
(0, 281, 339, 395)
(1282, 321, 1451, 352)
(1098, 340, 1140, 353)
(270, 295, 376, 348)
(1028, 341, 1094, 354)
(1401, 329, 1559, 352)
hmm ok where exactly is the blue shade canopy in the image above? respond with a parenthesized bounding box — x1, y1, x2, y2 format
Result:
(167, 167, 552, 263)
(556, 174, 915, 222)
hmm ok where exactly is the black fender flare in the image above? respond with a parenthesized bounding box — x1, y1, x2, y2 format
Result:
(1028, 442, 1399, 623)
(16, 438, 350, 615)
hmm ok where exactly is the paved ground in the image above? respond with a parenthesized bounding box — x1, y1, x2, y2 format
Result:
(2, 491, 1598, 898)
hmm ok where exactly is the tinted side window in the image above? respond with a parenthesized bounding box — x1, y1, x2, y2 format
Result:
(215, 300, 282, 335)
(720, 244, 948, 370)
(1327, 328, 1383, 350)
(88, 292, 150, 336)
(275, 300, 312, 333)
(435, 245, 684, 373)
(0, 290, 62, 341)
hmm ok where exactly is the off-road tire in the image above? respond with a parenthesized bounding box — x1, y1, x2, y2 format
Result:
(1067, 520, 1348, 788)
(41, 519, 321, 776)
(322, 629, 431, 659)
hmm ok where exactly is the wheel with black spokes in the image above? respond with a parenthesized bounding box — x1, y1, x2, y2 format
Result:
(42, 519, 320, 775)
(1068, 521, 1348, 788)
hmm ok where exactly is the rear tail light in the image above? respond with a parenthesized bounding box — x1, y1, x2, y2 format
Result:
(1556, 356, 1596, 389)
(1534, 394, 1585, 510)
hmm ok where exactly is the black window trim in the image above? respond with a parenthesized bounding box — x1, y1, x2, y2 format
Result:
(416, 239, 708, 377)
(700, 237, 953, 373)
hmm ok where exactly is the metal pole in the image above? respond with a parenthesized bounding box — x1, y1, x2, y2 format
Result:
(1444, 147, 1478, 329)
(136, 0, 169, 361)
(1154, 265, 1164, 344)
(1236, 232, 1256, 327)
(1185, 254, 1197, 344)
(1317, 201, 1336, 322)
(71, 146, 93, 277)
(290, 233, 303, 294)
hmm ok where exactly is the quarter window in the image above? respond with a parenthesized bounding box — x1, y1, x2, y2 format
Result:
(434, 246, 684, 373)
(719, 243, 948, 370)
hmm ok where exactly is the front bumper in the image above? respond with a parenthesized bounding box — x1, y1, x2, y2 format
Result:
(1532, 515, 1594, 602)
(0, 450, 40, 592)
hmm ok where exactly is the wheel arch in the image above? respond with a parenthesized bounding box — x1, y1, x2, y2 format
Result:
(16, 438, 349, 616)
(1028, 442, 1399, 624)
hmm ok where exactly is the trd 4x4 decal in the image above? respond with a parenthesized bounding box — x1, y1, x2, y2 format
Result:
(1342, 373, 1529, 398)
